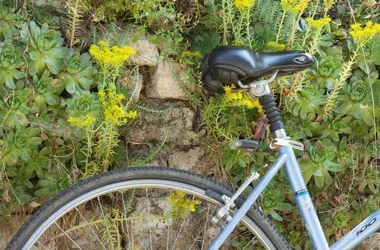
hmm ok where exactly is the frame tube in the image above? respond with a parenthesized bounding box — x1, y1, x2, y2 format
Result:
(279, 146, 329, 250)
(208, 153, 288, 250)
(330, 209, 380, 250)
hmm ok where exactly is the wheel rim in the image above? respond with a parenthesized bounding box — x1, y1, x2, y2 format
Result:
(22, 179, 275, 250)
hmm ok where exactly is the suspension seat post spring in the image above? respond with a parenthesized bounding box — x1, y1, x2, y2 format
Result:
(259, 94, 284, 137)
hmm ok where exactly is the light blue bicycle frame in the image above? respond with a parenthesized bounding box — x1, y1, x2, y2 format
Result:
(209, 144, 380, 250)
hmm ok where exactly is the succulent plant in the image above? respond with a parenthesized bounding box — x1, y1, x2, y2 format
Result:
(310, 47, 343, 90)
(290, 84, 326, 119)
(32, 71, 61, 113)
(0, 41, 24, 89)
(335, 70, 380, 126)
(262, 187, 292, 221)
(300, 139, 341, 188)
(0, 88, 31, 128)
(2, 127, 42, 166)
(20, 21, 66, 75)
(24, 147, 51, 179)
(57, 50, 97, 94)
(320, 115, 352, 142)
(0, 7, 19, 40)
(66, 91, 101, 119)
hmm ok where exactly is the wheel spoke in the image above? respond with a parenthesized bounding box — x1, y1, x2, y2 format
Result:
(121, 191, 132, 249)
(96, 196, 116, 250)
(145, 188, 153, 250)
(74, 207, 108, 250)
(36, 240, 50, 250)
(53, 222, 83, 250)
(166, 190, 172, 250)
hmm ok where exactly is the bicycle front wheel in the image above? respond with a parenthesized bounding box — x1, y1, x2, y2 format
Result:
(6, 166, 290, 250)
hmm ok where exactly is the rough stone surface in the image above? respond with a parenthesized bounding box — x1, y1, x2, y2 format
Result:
(120, 70, 143, 101)
(31, 0, 66, 13)
(146, 60, 188, 100)
(126, 106, 195, 144)
(168, 147, 214, 176)
(127, 26, 159, 67)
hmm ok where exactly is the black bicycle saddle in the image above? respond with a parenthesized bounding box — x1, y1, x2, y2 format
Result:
(201, 46, 314, 93)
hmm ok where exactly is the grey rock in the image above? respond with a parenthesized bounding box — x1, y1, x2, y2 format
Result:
(126, 106, 195, 144)
(120, 68, 143, 101)
(31, 0, 66, 13)
(127, 26, 159, 66)
(168, 147, 214, 175)
(146, 60, 188, 100)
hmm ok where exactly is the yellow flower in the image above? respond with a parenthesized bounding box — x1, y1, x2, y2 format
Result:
(98, 89, 137, 126)
(166, 191, 201, 218)
(68, 115, 95, 127)
(306, 17, 331, 29)
(232, 39, 246, 46)
(280, 0, 308, 14)
(349, 21, 380, 46)
(234, 0, 255, 11)
(89, 41, 136, 68)
(98, 40, 109, 47)
(223, 85, 263, 111)
(181, 51, 203, 60)
(323, 0, 335, 9)
(266, 41, 286, 51)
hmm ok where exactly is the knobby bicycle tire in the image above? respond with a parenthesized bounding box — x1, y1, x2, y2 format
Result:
(6, 166, 291, 250)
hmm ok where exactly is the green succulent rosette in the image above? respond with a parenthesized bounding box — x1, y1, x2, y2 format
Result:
(0, 41, 24, 89)
(58, 50, 97, 94)
(20, 21, 66, 75)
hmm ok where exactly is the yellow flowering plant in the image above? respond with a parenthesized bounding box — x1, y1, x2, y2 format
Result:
(224, 84, 263, 111)
(89, 41, 138, 170)
(234, 0, 255, 11)
(277, 0, 309, 46)
(349, 21, 380, 47)
(67, 41, 138, 173)
(166, 191, 201, 219)
(306, 17, 332, 29)
(265, 41, 286, 51)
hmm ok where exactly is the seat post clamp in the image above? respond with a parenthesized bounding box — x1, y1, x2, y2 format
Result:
(271, 138, 304, 151)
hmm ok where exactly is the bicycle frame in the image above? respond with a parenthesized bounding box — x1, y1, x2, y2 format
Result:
(209, 145, 380, 250)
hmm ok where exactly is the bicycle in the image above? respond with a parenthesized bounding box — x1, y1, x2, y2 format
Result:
(6, 46, 380, 250)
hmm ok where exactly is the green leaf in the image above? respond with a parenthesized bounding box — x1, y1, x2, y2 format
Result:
(362, 109, 374, 126)
(4, 75, 15, 89)
(323, 161, 341, 172)
(276, 203, 292, 211)
(20, 150, 30, 161)
(29, 50, 39, 61)
(358, 60, 371, 74)
(65, 78, 76, 94)
(352, 104, 362, 119)
(301, 167, 313, 183)
(237, 157, 246, 168)
(44, 56, 59, 74)
(335, 101, 352, 115)
(45, 94, 60, 105)
(314, 175, 324, 188)
(271, 211, 283, 221)
(321, 168, 332, 185)
(29, 137, 42, 145)
(29, 60, 41, 76)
